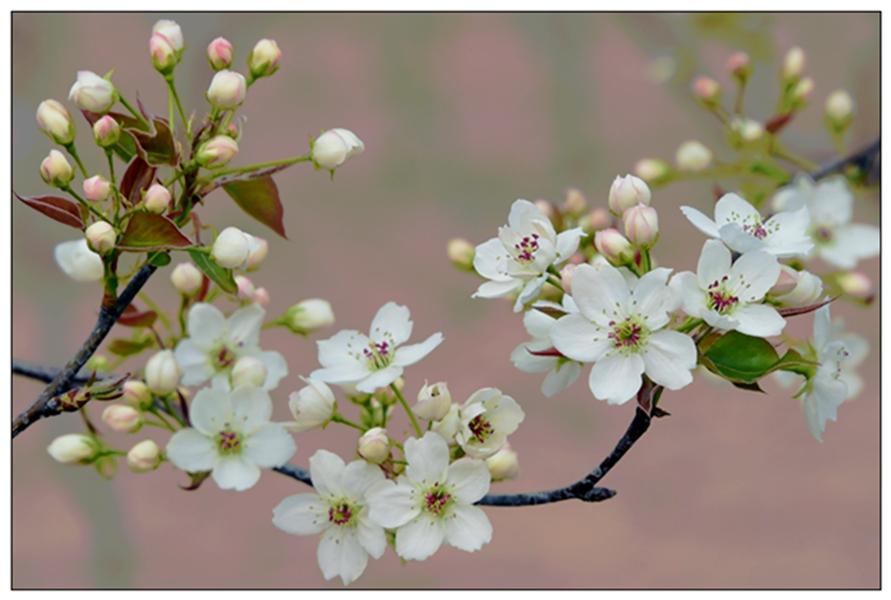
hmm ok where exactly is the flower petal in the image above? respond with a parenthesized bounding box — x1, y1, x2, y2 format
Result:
(541, 361, 581, 397)
(510, 341, 556, 373)
(714, 193, 760, 227)
(570, 263, 630, 326)
(355, 365, 403, 393)
(696, 239, 732, 289)
(309, 449, 346, 498)
(369, 302, 413, 346)
(446, 458, 491, 503)
(189, 387, 232, 436)
(395, 514, 446, 561)
(227, 303, 265, 347)
(550, 313, 611, 363)
(174, 339, 215, 386)
(445, 505, 493, 553)
(229, 385, 273, 434)
(631, 267, 674, 329)
(244, 423, 296, 468)
(317, 330, 371, 368)
(587, 353, 644, 405)
(473, 279, 521, 299)
(212, 455, 261, 491)
(342, 459, 386, 498)
(732, 304, 786, 337)
(680, 205, 720, 238)
(366, 480, 418, 528)
(393, 332, 443, 367)
(318, 526, 368, 585)
(165, 428, 215, 472)
(555, 227, 585, 262)
(473, 238, 511, 281)
(272, 493, 329, 535)
(729, 250, 780, 302)
(404, 432, 449, 485)
(310, 363, 372, 386)
(357, 514, 387, 559)
(642, 330, 696, 390)
(186, 303, 227, 349)
(255, 350, 288, 390)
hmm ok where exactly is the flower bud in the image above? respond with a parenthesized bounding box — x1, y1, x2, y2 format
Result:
(210, 226, 250, 269)
(207, 37, 234, 70)
(782, 46, 806, 80)
(86, 354, 110, 372)
(675, 140, 712, 172)
(152, 19, 183, 52)
(101, 404, 143, 433)
(39, 149, 74, 187)
(288, 379, 336, 432)
(486, 444, 519, 482)
(608, 174, 651, 215)
(792, 77, 814, 104)
(692, 75, 721, 104)
(206, 70, 247, 110)
(284, 298, 335, 334)
(836, 272, 872, 301)
(196, 135, 239, 168)
(54, 239, 104, 282)
(170, 262, 203, 295)
(47, 433, 98, 464)
(580, 207, 611, 234)
(36, 99, 75, 145)
(248, 39, 282, 79)
(561, 263, 577, 293)
(623, 204, 659, 248)
(122, 380, 153, 410)
(311, 128, 365, 171)
(634, 158, 671, 184)
(244, 234, 269, 271)
(252, 287, 270, 306)
(732, 117, 764, 143)
(447, 238, 475, 271)
(770, 266, 823, 308)
(415, 381, 452, 421)
(149, 32, 178, 74)
(825, 90, 854, 127)
(562, 188, 587, 217)
(726, 51, 751, 80)
(145, 349, 181, 394)
(231, 356, 268, 388)
(85, 221, 116, 255)
(83, 175, 111, 202)
(127, 439, 163, 473)
(92, 115, 121, 148)
(357, 427, 390, 464)
(68, 70, 116, 114)
(143, 183, 171, 214)
(594, 228, 634, 265)
(235, 275, 257, 301)
(432, 404, 460, 441)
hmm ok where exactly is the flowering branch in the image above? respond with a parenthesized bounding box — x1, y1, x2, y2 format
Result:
(811, 137, 880, 180)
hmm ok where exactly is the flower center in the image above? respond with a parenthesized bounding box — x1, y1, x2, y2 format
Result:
(327, 501, 356, 527)
(513, 233, 541, 263)
(217, 428, 242, 455)
(213, 345, 237, 370)
(608, 317, 647, 352)
(468, 414, 494, 443)
(814, 226, 834, 244)
(362, 340, 393, 369)
(706, 277, 740, 314)
(423, 484, 453, 516)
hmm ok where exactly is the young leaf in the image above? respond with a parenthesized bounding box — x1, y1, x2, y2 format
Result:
(702, 331, 781, 384)
(187, 249, 237, 294)
(118, 213, 194, 251)
(120, 157, 157, 206)
(118, 304, 158, 328)
(128, 118, 179, 166)
(222, 175, 287, 238)
(14, 193, 83, 229)
(108, 337, 154, 357)
(772, 348, 817, 378)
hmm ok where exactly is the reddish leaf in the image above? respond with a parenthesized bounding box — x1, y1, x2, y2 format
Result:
(766, 112, 795, 134)
(118, 212, 194, 251)
(14, 193, 83, 229)
(778, 296, 836, 317)
(118, 304, 158, 328)
(128, 118, 179, 166)
(222, 175, 287, 238)
(120, 157, 157, 206)
(526, 346, 565, 358)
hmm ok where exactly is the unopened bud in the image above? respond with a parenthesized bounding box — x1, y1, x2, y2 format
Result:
(231, 356, 268, 388)
(36, 99, 75, 145)
(732, 117, 764, 143)
(792, 77, 815, 104)
(782, 46, 806, 80)
(284, 298, 335, 334)
(311, 128, 364, 171)
(486, 444, 519, 482)
(675, 140, 712, 172)
(837, 272, 872, 301)
(207, 37, 234, 71)
(562, 188, 587, 217)
(594, 228, 634, 265)
(152, 19, 183, 52)
(143, 183, 171, 214)
(122, 380, 153, 410)
(101, 404, 143, 433)
(825, 90, 854, 127)
(248, 39, 282, 79)
(170, 262, 203, 295)
(415, 381, 452, 421)
(206, 70, 247, 110)
(145, 349, 181, 394)
(244, 234, 269, 270)
(69, 70, 116, 114)
(127, 439, 163, 473)
(357, 427, 390, 464)
(634, 158, 671, 184)
(580, 207, 611, 233)
(447, 238, 475, 271)
(608, 174, 651, 215)
(196, 135, 239, 168)
(692, 75, 721, 104)
(47, 433, 98, 464)
(252, 287, 270, 306)
(561, 263, 577, 293)
(93, 115, 121, 148)
(726, 51, 751, 80)
(211, 227, 251, 269)
(235, 275, 257, 301)
(85, 221, 116, 255)
(623, 204, 659, 248)
(149, 31, 178, 74)
(86, 354, 110, 372)
(39, 149, 74, 187)
(770, 266, 823, 308)
(83, 175, 111, 202)
(288, 379, 336, 432)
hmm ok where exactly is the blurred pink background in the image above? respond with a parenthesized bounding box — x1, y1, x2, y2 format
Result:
(12, 12, 879, 588)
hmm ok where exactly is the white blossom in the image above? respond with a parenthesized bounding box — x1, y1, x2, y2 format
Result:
(54, 239, 104, 282)
(799, 306, 850, 441)
(455, 388, 525, 459)
(511, 296, 581, 397)
(288, 378, 336, 432)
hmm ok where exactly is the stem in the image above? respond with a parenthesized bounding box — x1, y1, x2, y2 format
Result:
(331, 414, 364, 431)
(209, 155, 310, 179)
(117, 92, 150, 130)
(62, 185, 108, 222)
(390, 384, 422, 437)
(165, 75, 190, 138)
(105, 150, 122, 223)
(64, 143, 89, 178)
(771, 141, 820, 172)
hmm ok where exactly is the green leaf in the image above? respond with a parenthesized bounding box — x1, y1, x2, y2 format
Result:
(148, 251, 172, 267)
(702, 331, 780, 384)
(128, 118, 179, 166)
(118, 213, 194, 251)
(187, 249, 237, 294)
(14, 193, 84, 229)
(772, 348, 817, 378)
(222, 175, 287, 238)
(108, 337, 154, 357)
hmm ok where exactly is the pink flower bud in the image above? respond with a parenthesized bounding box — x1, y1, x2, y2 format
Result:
(152, 19, 183, 52)
(40, 149, 74, 187)
(143, 183, 171, 214)
(792, 77, 815, 103)
(196, 135, 239, 168)
(206, 70, 247, 110)
(594, 228, 634, 265)
(562, 188, 587, 216)
(692, 75, 721, 103)
(92, 115, 121, 148)
(623, 204, 659, 248)
(101, 404, 143, 433)
(726, 51, 751, 79)
(68, 70, 116, 114)
(213, 227, 251, 269)
(244, 234, 269, 271)
(149, 32, 178, 74)
(122, 380, 153, 410)
(675, 140, 712, 172)
(85, 221, 116, 255)
(83, 175, 111, 202)
(252, 287, 270, 306)
(580, 207, 611, 233)
(207, 37, 234, 71)
(608, 174, 651, 215)
(36, 99, 75, 145)
(127, 439, 162, 473)
(248, 39, 282, 79)
(357, 427, 390, 464)
(170, 262, 202, 295)
(533, 199, 556, 221)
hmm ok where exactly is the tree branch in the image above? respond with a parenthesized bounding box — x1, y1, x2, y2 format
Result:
(811, 138, 880, 180)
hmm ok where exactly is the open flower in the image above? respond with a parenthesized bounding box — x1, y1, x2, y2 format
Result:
(174, 303, 287, 391)
(366, 432, 492, 561)
(551, 263, 696, 405)
(455, 388, 525, 459)
(681, 192, 812, 258)
(473, 199, 584, 312)
(166, 385, 296, 491)
(310, 302, 442, 393)
(671, 240, 785, 337)
(510, 296, 581, 397)
(272, 450, 387, 586)
(798, 306, 850, 441)
(772, 175, 879, 269)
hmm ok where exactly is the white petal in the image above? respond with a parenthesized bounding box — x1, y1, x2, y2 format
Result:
(764, 206, 813, 257)
(473, 237, 511, 281)
(810, 176, 852, 226)
(54, 239, 104, 282)
(229, 385, 273, 434)
(680, 205, 720, 238)
(832, 224, 880, 261)
(508, 198, 554, 237)
(189, 387, 232, 436)
(244, 423, 296, 468)
(255, 350, 288, 390)
(631, 267, 674, 329)
(555, 228, 585, 262)
(550, 314, 611, 363)
(404, 432, 449, 485)
(174, 339, 215, 386)
(642, 330, 696, 390)
(812, 305, 832, 351)
(165, 429, 215, 472)
(272, 493, 329, 535)
(714, 193, 760, 227)
(355, 365, 403, 393)
(733, 304, 786, 337)
(310, 363, 372, 385)
(570, 263, 630, 326)
(588, 353, 644, 405)
(357, 515, 387, 559)
(317, 330, 371, 367)
(473, 278, 521, 299)
(341, 460, 386, 498)
(514, 275, 548, 312)
(309, 449, 346, 498)
(729, 250, 780, 302)
(523, 308, 556, 339)
(393, 332, 443, 367)
(395, 514, 446, 561)
(719, 223, 765, 254)
(446, 458, 491, 503)
(510, 341, 556, 373)
(318, 526, 368, 585)
(672, 271, 707, 320)
(369, 302, 413, 346)
(366, 480, 418, 528)
(696, 239, 732, 289)
(445, 505, 493, 553)
(186, 303, 227, 349)
(489, 394, 525, 434)
(226, 303, 265, 347)
(542, 361, 581, 397)
(212, 455, 261, 491)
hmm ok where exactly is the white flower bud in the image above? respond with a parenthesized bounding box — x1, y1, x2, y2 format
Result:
(623, 204, 659, 248)
(608, 174, 651, 215)
(562, 188, 587, 216)
(244, 234, 269, 270)
(675, 140, 712, 172)
(101, 404, 143, 433)
(40, 149, 74, 187)
(732, 118, 764, 143)
(288, 379, 336, 432)
(47, 433, 98, 464)
(122, 380, 153, 410)
(770, 266, 823, 308)
(432, 403, 460, 442)
(792, 77, 815, 104)
(594, 228, 634, 265)
(415, 381, 452, 421)
(170, 262, 203, 295)
(211, 226, 251, 269)
(692, 75, 721, 103)
(93, 115, 121, 148)
(447, 238, 475, 271)
(825, 90, 854, 125)
(196, 135, 239, 168)
(127, 439, 162, 473)
(143, 183, 171, 214)
(207, 37, 234, 71)
(149, 32, 178, 74)
(837, 272, 872, 300)
(231, 356, 268, 388)
(311, 128, 364, 171)
(145, 349, 181, 394)
(83, 175, 111, 202)
(357, 427, 390, 464)
(206, 70, 247, 110)
(36, 99, 75, 145)
(85, 221, 116, 255)
(782, 46, 806, 80)
(54, 239, 104, 282)
(634, 158, 671, 183)
(152, 19, 183, 52)
(285, 298, 335, 333)
(68, 70, 116, 114)
(486, 444, 519, 482)
(561, 263, 578, 293)
(248, 38, 282, 79)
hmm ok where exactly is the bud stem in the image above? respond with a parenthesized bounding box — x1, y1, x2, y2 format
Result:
(209, 154, 311, 179)
(105, 150, 122, 223)
(61, 185, 109, 222)
(770, 140, 819, 172)
(117, 92, 151, 131)
(164, 75, 190, 139)
(63, 143, 89, 178)
(331, 413, 364, 431)
(390, 383, 422, 437)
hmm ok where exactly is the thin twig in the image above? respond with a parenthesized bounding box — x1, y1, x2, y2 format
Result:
(811, 138, 880, 180)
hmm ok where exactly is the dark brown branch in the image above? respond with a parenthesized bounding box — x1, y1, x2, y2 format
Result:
(812, 138, 880, 181)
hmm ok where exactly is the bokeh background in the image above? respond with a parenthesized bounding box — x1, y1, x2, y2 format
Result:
(11, 12, 879, 589)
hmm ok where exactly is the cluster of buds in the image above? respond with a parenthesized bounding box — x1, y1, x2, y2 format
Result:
(595, 174, 658, 265)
